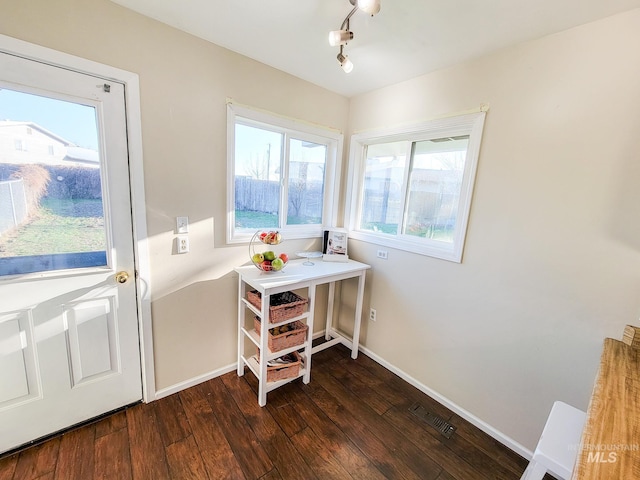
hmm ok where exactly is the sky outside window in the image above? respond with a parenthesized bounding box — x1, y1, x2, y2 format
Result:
(0, 88, 98, 149)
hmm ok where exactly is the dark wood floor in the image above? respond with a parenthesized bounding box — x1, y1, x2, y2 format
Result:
(0, 344, 545, 480)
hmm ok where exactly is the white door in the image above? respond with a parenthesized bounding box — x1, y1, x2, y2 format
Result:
(0, 52, 142, 453)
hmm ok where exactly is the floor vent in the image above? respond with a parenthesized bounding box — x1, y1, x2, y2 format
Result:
(409, 403, 456, 439)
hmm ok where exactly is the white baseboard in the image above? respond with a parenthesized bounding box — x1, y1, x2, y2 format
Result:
(357, 344, 532, 460)
(154, 363, 237, 400)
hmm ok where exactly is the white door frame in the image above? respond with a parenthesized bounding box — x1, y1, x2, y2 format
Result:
(0, 33, 157, 402)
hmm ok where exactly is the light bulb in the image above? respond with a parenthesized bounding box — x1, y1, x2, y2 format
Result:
(328, 30, 354, 47)
(337, 53, 354, 73)
(357, 0, 381, 15)
(342, 58, 354, 73)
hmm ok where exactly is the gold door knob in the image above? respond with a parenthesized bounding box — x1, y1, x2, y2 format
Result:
(115, 271, 130, 284)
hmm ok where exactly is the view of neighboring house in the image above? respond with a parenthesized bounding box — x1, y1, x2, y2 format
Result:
(0, 120, 100, 237)
(0, 121, 99, 168)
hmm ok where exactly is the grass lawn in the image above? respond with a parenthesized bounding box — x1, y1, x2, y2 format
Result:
(0, 198, 106, 257)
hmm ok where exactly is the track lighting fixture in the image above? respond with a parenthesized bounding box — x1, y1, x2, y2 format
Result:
(357, 0, 381, 16)
(328, 30, 354, 47)
(329, 0, 381, 73)
(337, 50, 354, 73)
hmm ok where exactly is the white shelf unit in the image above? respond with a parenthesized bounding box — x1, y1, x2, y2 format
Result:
(235, 259, 370, 406)
(237, 281, 314, 406)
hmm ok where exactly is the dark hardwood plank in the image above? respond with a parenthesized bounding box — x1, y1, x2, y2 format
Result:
(382, 405, 490, 480)
(0, 455, 17, 480)
(449, 413, 529, 476)
(178, 384, 246, 480)
(94, 411, 127, 439)
(221, 372, 318, 480)
(346, 349, 455, 421)
(29, 474, 53, 480)
(165, 435, 209, 480)
(199, 378, 273, 479)
(126, 403, 170, 480)
(322, 354, 393, 415)
(258, 469, 283, 480)
(54, 426, 95, 480)
(342, 356, 410, 406)
(333, 350, 525, 480)
(435, 470, 458, 480)
(94, 427, 132, 480)
(258, 382, 307, 439)
(442, 424, 522, 480)
(312, 367, 444, 479)
(285, 385, 387, 480)
(154, 393, 191, 447)
(302, 377, 428, 479)
(12, 438, 60, 480)
(290, 426, 354, 478)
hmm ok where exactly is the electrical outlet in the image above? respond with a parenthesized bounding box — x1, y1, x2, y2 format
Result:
(377, 250, 388, 259)
(369, 308, 377, 322)
(177, 235, 189, 254)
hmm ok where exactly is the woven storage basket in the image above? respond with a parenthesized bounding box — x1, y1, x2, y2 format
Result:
(257, 350, 302, 382)
(247, 290, 308, 324)
(254, 317, 307, 352)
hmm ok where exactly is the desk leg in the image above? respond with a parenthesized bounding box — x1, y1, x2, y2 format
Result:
(258, 293, 270, 407)
(325, 282, 336, 341)
(237, 276, 245, 376)
(351, 271, 366, 359)
(303, 284, 316, 384)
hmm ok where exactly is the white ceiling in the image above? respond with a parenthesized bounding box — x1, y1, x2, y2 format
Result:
(110, 0, 640, 97)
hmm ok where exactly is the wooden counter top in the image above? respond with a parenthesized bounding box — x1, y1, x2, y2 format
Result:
(572, 337, 640, 479)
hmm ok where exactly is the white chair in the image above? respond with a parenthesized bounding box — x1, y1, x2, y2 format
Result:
(521, 401, 587, 480)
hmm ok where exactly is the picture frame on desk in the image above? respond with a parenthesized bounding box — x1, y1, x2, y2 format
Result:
(322, 228, 349, 262)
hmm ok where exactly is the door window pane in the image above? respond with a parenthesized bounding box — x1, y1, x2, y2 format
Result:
(359, 142, 407, 234)
(0, 89, 106, 276)
(287, 138, 326, 225)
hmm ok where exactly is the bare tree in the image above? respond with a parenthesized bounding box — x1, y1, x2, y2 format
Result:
(245, 152, 268, 179)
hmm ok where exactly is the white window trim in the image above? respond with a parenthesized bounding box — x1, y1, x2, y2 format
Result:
(226, 102, 343, 244)
(345, 112, 486, 263)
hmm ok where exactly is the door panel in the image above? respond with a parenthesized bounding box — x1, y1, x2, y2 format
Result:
(65, 297, 117, 385)
(0, 52, 142, 453)
(0, 310, 38, 406)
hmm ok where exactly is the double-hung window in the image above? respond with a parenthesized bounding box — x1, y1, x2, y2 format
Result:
(227, 103, 342, 243)
(346, 112, 486, 262)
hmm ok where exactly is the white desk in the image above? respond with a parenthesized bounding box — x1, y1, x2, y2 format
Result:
(235, 258, 370, 406)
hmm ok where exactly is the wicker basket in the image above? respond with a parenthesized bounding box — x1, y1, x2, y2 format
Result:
(254, 317, 308, 352)
(247, 290, 308, 324)
(257, 350, 302, 382)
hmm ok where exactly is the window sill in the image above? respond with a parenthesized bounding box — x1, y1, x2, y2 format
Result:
(348, 229, 463, 263)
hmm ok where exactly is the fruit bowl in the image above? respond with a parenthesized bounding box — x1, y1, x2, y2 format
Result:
(249, 230, 289, 272)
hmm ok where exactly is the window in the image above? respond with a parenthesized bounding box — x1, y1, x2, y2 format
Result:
(14, 139, 27, 151)
(227, 103, 342, 243)
(346, 112, 486, 262)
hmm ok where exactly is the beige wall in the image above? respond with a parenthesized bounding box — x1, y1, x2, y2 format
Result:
(3, 0, 640, 453)
(0, 0, 348, 390)
(347, 9, 640, 450)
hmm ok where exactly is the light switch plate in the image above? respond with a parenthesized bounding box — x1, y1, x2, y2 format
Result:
(176, 216, 189, 234)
